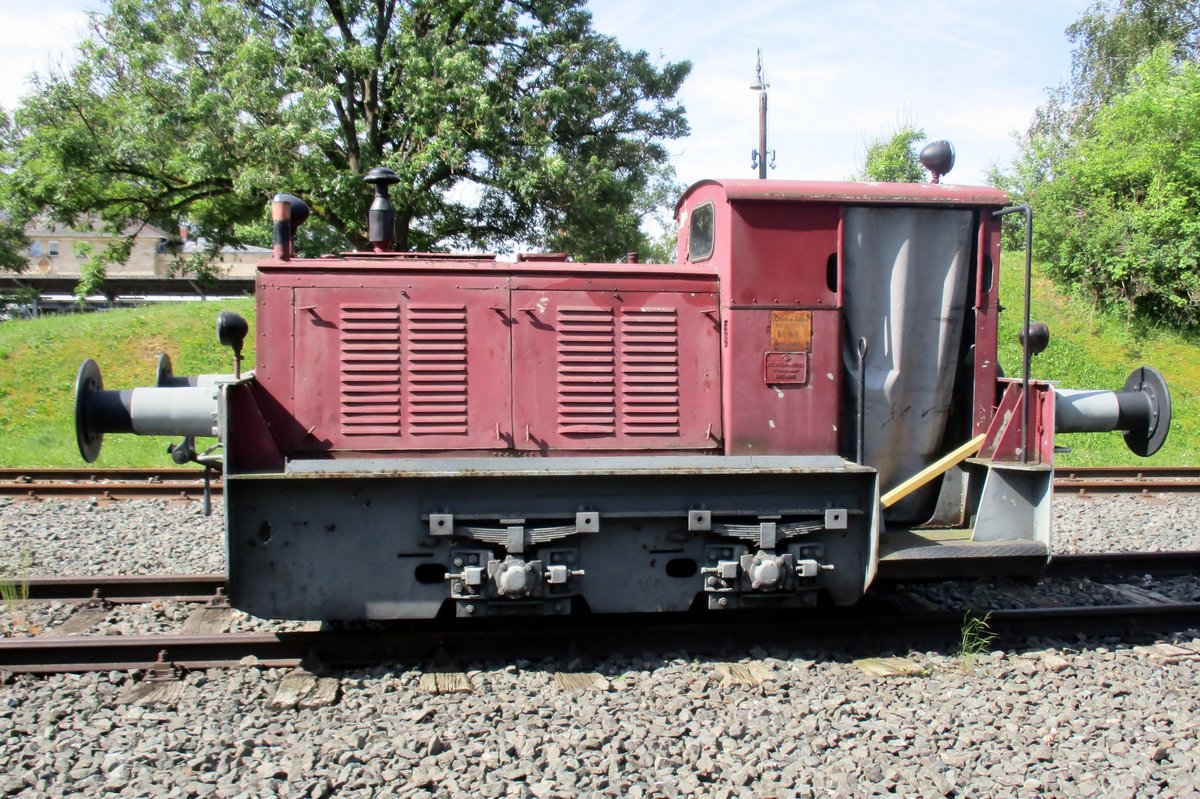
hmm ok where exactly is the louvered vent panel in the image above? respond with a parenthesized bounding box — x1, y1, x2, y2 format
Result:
(406, 305, 469, 435)
(619, 308, 681, 436)
(557, 307, 616, 435)
(339, 304, 402, 436)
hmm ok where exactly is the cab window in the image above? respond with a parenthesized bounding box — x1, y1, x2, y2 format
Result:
(688, 201, 715, 262)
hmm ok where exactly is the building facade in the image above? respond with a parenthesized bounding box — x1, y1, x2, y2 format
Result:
(13, 220, 268, 279)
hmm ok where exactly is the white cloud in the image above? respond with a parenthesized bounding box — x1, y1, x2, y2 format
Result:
(592, 0, 1089, 185)
(0, 7, 90, 110)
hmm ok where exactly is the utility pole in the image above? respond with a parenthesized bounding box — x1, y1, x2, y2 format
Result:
(749, 49, 774, 179)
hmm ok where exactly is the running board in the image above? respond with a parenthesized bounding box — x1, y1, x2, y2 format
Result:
(876, 529, 1049, 581)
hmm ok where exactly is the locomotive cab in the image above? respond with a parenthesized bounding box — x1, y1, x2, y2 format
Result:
(73, 170, 1171, 620)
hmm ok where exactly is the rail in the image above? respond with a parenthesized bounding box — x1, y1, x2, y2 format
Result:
(2, 466, 1199, 501)
(1, 551, 1197, 673)
(2, 600, 1199, 674)
(10, 550, 1198, 606)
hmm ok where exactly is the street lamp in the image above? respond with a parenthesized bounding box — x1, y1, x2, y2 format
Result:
(750, 49, 775, 179)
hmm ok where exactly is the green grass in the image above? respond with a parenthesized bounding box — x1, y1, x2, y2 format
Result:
(997, 252, 1199, 466)
(0, 300, 255, 467)
(0, 256, 1196, 467)
(956, 612, 996, 672)
(0, 550, 33, 634)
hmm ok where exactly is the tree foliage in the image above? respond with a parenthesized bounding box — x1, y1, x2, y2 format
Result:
(997, 0, 1200, 327)
(0, 110, 30, 274)
(1, 0, 691, 292)
(1007, 1, 1198, 200)
(856, 125, 926, 183)
(1059, 0, 1197, 127)
(1035, 49, 1200, 326)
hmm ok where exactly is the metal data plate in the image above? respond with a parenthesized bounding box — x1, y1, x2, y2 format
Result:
(769, 311, 812, 351)
(763, 352, 808, 385)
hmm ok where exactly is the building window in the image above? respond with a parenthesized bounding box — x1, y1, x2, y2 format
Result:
(29, 241, 42, 257)
(48, 240, 60, 257)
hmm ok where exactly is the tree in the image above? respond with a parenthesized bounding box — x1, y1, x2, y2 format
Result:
(0, 110, 30, 274)
(1034, 48, 1200, 327)
(856, 125, 926, 183)
(1015, 0, 1198, 198)
(1060, 0, 1198, 129)
(994, 0, 1200, 326)
(2, 0, 691, 294)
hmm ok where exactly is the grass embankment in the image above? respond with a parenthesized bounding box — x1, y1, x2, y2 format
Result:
(0, 300, 255, 467)
(0, 257, 1196, 467)
(996, 252, 1198, 466)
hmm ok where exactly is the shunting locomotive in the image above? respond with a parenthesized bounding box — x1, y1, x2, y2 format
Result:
(72, 146, 1171, 620)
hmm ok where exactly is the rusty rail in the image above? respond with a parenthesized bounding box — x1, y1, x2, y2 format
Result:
(2, 466, 1199, 500)
(1047, 551, 1200, 578)
(2, 552, 1198, 673)
(0, 468, 219, 500)
(9, 550, 1200, 607)
(1053, 466, 1200, 494)
(23, 574, 226, 604)
(2, 600, 1199, 674)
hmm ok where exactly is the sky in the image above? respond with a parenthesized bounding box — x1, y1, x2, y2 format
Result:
(0, 0, 1092, 187)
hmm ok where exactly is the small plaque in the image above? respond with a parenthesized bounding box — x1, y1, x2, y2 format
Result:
(764, 352, 808, 384)
(770, 311, 812, 352)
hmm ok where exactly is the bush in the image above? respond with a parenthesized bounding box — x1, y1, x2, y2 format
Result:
(1034, 48, 1200, 328)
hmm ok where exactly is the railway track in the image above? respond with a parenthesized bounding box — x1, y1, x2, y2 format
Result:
(1054, 465, 1200, 494)
(2, 551, 1198, 673)
(22, 574, 227, 604)
(0, 468, 215, 500)
(3, 599, 1198, 675)
(2, 465, 1199, 500)
(11, 550, 1200, 606)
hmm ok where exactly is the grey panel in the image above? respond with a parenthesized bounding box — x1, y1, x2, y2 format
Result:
(973, 463, 1052, 544)
(842, 207, 973, 522)
(227, 459, 879, 620)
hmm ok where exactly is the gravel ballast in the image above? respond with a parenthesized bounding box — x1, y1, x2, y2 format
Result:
(2, 492, 1199, 797)
(0, 498, 224, 577)
(1053, 494, 1200, 553)
(3, 644, 1200, 798)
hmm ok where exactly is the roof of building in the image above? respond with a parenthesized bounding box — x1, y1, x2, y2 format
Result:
(25, 217, 172, 239)
(181, 239, 272, 255)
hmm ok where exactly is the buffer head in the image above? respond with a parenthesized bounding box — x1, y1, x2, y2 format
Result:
(74, 359, 104, 464)
(1121, 366, 1171, 457)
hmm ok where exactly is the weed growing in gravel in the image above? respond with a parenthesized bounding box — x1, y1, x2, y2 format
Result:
(0, 551, 34, 635)
(957, 612, 995, 671)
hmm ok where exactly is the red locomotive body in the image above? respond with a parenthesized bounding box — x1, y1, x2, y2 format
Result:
(73, 174, 1172, 620)
(251, 258, 723, 459)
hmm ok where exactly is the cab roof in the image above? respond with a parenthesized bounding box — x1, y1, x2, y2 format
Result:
(676, 179, 1010, 213)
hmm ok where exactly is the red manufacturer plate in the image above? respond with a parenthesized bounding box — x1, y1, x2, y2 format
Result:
(764, 352, 808, 384)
